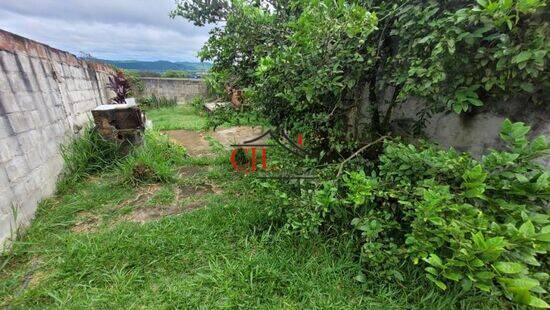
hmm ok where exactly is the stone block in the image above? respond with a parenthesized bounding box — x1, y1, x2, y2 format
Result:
(24, 150, 43, 170)
(0, 90, 19, 114)
(7, 111, 34, 133)
(32, 62, 50, 91)
(29, 110, 43, 128)
(6, 72, 26, 92)
(5, 155, 30, 182)
(15, 130, 35, 153)
(0, 51, 18, 72)
(0, 69, 10, 92)
(15, 54, 33, 76)
(0, 135, 22, 163)
(0, 165, 9, 193)
(14, 92, 36, 111)
(0, 116, 14, 139)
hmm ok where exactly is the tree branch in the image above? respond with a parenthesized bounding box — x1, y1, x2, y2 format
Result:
(336, 135, 388, 178)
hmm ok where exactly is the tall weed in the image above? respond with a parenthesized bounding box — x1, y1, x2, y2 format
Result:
(117, 131, 187, 185)
(58, 127, 124, 192)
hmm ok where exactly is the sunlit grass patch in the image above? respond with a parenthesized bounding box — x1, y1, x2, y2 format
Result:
(145, 105, 207, 131)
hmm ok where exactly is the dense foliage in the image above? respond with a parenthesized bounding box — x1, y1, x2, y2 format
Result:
(173, 0, 550, 307)
(174, 0, 549, 156)
(264, 120, 549, 307)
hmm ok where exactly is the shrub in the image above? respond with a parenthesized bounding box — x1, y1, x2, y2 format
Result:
(276, 120, 549, 307)
(108, 70, 131, 104)
(117, 131, 187, 185)
(189, 96, 205, 110)
(58, 127, 125, 192)
(138, 94, 178, 109)
(176, 0, 549, 156)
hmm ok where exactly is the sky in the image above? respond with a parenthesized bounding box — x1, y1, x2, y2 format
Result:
(0, 0, 213, 62)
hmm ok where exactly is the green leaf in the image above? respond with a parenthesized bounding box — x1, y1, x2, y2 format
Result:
(453, 103, 463, 114)
(427, 274, 447, 290)
(536, 233, 550, 242)
(499, 277, 540, 291)
(461, 278, 473, 291)
(442, 271, 462, 281)
(512, 51, 532, 64)
(424, 254, 444, 268)
(519, 221, 536, 237)
(425, 266, 438, 276)
(494, 262, 526, 274)
(529, 296, 550, 308)
(520, 82, 535, 93)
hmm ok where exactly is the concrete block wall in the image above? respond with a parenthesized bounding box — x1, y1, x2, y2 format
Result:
(141, 77, 207, 103)
(0, 29, 115, 246)
(386, 97, 550, 161)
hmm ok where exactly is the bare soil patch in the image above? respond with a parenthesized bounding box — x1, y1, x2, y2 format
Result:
(117, 182, 218, 224)
(211, 126, 268, 148)
(121, 199, 209, 224)
(117, 184, 161, 209)
(71, 212, 100, 233)
(121, 205, 184, 224)
(177, 183, 215, 198)
(178, 165, 208, 178)
(163, 130, 213, 157)
(164, 126, 268, 157)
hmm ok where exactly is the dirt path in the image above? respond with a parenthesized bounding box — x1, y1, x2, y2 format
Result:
(163, 126, 268, 156)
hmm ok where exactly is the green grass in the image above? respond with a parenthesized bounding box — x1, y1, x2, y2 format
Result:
(145, 105, 207, 131)
(0, 107, 505, 309)
(0, 154, 501, 309)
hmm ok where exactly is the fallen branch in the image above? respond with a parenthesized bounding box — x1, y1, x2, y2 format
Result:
(336, 136, 388, 178)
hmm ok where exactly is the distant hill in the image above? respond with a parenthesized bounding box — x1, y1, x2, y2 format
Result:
(99, 59, 211, 73)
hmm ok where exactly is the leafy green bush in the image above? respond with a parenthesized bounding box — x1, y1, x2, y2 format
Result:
(117, 131, 187, 185)
(176, 0, 549, 156)
(138, 94, 178, 109)
(58, 127, 125, 192)
(190, 96, 205, 110)
(204, 105, 267, 130)
(275, 120, 549, 307)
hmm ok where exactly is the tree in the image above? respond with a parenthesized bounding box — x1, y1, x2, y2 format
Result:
(174, 0, 549, 158)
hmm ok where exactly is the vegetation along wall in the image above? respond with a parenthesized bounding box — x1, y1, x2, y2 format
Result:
(373, 96, 550, 165)
(140, 77, 207, 103)
(0, 29, 115, 246)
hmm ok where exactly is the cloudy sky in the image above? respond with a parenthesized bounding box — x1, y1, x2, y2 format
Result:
(0, 0, 213, 62)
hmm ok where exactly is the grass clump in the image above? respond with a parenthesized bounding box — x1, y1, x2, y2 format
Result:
(138, 94, 177, 109)
(117, 131, 187, 185)
(57, 127, 186, 191)
(57, 127, 125, 192)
